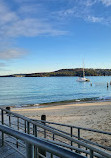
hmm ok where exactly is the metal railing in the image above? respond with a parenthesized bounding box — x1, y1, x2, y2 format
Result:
(0, 124, 84, 158)
(0, 107, 111, 158)
(34, 119, 111, 152)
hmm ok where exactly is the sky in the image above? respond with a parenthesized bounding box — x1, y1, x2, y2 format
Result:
(0, 0, 111, 75)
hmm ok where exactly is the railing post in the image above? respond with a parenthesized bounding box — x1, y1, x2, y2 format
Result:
(26, 143, 33, 158)
(78, 129, 80, 148)
(90, 149, 93, 158)
(25, 120, 27, 133)
(38, 115, 46, 158)
(9, 114, 11, 127)
(75, 128, 81, 154)
(34, 125, 37, 137)
(26, 122, 34, 158)
(33, 124, 35, 135)
(1, 110, 4, 146)
(53, 134, 54, 140)
(27, 121, 30, 134)
(86, 147, 88, 157)
(1, 110, 4, 124)
(70, 127, 73, 150)
(34, 125, 37, 158)
(51, 134, 55, 158)
(16, 117, 19, 148)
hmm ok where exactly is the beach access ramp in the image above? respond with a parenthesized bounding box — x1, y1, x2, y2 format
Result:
(0, 107, 111, 158)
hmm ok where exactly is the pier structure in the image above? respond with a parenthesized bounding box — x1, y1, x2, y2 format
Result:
(0, 107, 111, 158)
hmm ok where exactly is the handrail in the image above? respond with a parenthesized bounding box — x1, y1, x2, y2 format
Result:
(7, 116, 110, 153)
(33, 120, 111, 151)
(32, 119, 111, 151)
(3, 107, 110, 135)
(0, 125, 84, 158)
(0, 107, 111, 158)
(32, 119, 111, 135)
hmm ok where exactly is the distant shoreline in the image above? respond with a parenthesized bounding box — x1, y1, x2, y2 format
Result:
(1, 68, 111, 77)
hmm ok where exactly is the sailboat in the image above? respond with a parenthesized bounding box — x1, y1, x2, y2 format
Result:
(77, 63, 90, 82)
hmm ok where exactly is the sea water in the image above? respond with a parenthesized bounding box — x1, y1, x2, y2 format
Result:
(0, 76, 111, 107)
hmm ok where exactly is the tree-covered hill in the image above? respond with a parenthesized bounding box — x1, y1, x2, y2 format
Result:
(1, 68, 111, 77)
(24, 68, 111, 77)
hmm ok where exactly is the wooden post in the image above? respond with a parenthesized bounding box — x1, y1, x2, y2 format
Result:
(41, 115, 46, 122)
(6, 107, 10, 114)
(107, 82, 109, 89)
(41, 115, 46, 138)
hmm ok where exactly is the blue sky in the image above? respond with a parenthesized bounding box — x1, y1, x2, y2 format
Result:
(0, 0, 111, 75)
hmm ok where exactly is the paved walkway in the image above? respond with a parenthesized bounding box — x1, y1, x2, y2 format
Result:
(0, 139, 24, 158)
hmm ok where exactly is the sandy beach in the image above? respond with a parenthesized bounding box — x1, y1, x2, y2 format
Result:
(11, 100, 111, 148)
(12, 101, 111, 132)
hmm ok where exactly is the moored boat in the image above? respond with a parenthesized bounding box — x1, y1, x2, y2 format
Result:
(77, 77, 90, 82)
(77, 62, 90, 82)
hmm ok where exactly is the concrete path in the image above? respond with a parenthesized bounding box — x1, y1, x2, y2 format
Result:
(0, 138, 24, 158)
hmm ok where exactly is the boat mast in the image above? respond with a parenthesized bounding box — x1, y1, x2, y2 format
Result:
(83, 61, 85, 77)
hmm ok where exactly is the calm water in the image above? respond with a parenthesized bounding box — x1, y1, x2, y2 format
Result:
(0, 76, 111, 107)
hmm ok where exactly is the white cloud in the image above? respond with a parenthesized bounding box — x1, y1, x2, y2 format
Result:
(87, 16, 103, 23)
(77, 0, 111, 7)
(0, 48, 26, 60)
(1, 0, 110, 40)
(0, 1, 65, 38)
(17, 3, 43, 16)
(0, 1, 18, 25)
(1, 18, 66, 37)
(0, 0, 66, 62)
(79, 0, 97, 6)
(56, 7, 103, 24)
(0, 0, 110, 63)
(54, 0, 111, 25)
(100, 0, 111, 6)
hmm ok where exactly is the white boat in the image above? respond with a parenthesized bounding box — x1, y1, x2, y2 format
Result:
(77, 77, 90, 82)
(77, 63, 90, 82)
